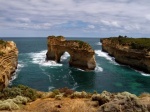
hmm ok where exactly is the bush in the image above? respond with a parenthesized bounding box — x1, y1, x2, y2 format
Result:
(0, 85, 38, 101)
(70, 91, 89, 98)
(0, 99, 19, 110)
(12, 96, 28, 105)
(59, 87, 74, 97)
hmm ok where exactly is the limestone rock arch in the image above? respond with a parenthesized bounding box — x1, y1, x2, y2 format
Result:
(46, 36, 96, 71)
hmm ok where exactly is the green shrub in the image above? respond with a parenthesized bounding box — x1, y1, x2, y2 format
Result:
(106, 36, 150, 50)
(0, 85, 38, 101)
(12, 96, 28, 105)
(0, 99, 19, 110)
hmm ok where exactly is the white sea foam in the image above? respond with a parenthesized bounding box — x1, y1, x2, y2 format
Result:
(48, 86, 55, 91)
(9, 61, 25, 85)
(60, 52, 70, 62)
(95, 66, 103, 72)
(141, 73, 150, 76)
(96, 42, 102, 45)
(29, 50, 62, 67)
(135, 70, 150, 76)
(95, 50, 113, 61)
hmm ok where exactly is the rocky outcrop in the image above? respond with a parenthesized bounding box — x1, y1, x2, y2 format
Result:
(46, 36, 96, 71)
(101, 37, 150, 73)
(0, 40, 18, 90)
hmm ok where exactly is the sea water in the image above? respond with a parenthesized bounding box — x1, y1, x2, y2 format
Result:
(3, 37, 150, 95)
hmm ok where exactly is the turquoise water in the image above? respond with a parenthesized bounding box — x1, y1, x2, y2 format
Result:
(3, 37, 150, 95)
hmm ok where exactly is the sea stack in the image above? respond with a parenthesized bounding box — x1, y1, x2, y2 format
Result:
(101, 36, 150, 73)
(0, 40, 18, 90)
(46, 36, 96, 71)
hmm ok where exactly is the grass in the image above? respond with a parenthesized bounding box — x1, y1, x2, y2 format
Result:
(105, 36, 150, 50)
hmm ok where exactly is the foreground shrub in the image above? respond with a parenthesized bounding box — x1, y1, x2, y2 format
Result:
(12, 96, 28, 104)
(59, 87, 74, 97)
(70, 91, 89, 98)
(0, 85, 38, 101)
(0, 96, 29, 110)
(139, 92, 150, 98)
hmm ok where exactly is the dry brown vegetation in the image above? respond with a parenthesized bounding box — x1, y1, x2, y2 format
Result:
(0, 86, 150, 112)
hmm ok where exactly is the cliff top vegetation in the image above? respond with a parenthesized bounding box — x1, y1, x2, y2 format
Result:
(104, 36, 150, 50)
(0, 85, 150, 111)
(66, 40, 92, 50)
(47, 35, 65, 40)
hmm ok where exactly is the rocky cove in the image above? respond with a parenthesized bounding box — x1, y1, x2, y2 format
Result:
(0, 37, 150, 111)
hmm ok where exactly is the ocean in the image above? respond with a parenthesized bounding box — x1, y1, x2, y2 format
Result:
(3, 37, 150, 95)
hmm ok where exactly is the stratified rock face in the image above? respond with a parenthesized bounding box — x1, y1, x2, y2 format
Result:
(46, 36, 96, 71)
(0, 40, 18, 90)
(101, 37, 150, 73)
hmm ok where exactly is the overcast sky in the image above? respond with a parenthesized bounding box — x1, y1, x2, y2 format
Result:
(0, 0, 150, 37)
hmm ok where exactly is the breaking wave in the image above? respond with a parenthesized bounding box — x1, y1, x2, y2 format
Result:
(28, 50, 62, 67)
(96, 42, 102, 45)
(9, 61, 25, 85)
(60, 52, 70, 62)
(95, 65, 103, 72)
(95, 50, 113, 61)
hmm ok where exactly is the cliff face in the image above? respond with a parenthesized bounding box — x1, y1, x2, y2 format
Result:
(101, 37, 150, 73)
(46, 36, 96, 71)
(0, 40, 18, 90)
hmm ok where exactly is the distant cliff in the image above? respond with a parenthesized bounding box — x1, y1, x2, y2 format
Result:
(0, 40, 18, 90)
(101, 36, 150, 73)
(46, 36, 96, 71)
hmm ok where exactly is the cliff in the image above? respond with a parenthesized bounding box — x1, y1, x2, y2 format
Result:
(0, 85, 149, 111)
(0, 39, 18, 90)
(46, 36, 96, 71)
(101, 36, 150, 73)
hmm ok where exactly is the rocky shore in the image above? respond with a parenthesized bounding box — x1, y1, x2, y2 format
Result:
(101, 36, 150, 73)
(0, 40, 18, 91)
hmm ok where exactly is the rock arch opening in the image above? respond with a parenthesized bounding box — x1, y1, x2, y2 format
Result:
(60, 52, 70, 64)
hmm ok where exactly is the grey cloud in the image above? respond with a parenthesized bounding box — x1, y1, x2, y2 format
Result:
(0, 0, 150, 37)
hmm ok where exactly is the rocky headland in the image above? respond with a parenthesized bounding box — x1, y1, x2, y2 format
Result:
(46, 36, 96, 71)
(101, 36, 150, 73)
(0, 39, 18, 91)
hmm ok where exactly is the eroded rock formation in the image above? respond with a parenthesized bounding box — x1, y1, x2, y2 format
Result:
(46, 36, 96, 71)
(0, 40, 18, 90)
(101, 37, 150, 73)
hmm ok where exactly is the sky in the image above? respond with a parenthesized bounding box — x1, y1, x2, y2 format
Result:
(0, 0, 150, 37)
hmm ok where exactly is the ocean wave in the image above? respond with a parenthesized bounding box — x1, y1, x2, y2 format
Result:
(28, 50, 62, 67)
(75, 65, 103, 72)
(48, 86, 55, 91)
(95, 50, 113, 61)
(95, 65, 103, 72)
(60, 52, 70, 62)
(135, 70, 150, 76)
(9, 61, 25, 85)
(140, 73, 150, 76)
(96, 42, 102, 45)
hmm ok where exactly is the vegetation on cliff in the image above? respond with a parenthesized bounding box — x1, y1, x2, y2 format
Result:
(105, 36, 150, 50)
(66, 40, 92, 50)
(0, 85, 149, 111)
(0, 39, 6, 56)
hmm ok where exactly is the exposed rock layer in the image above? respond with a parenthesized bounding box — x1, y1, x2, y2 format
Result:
(101, 37, 150, 73)
(46, 36, 96, 70)
(0, 40, 18, 90)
